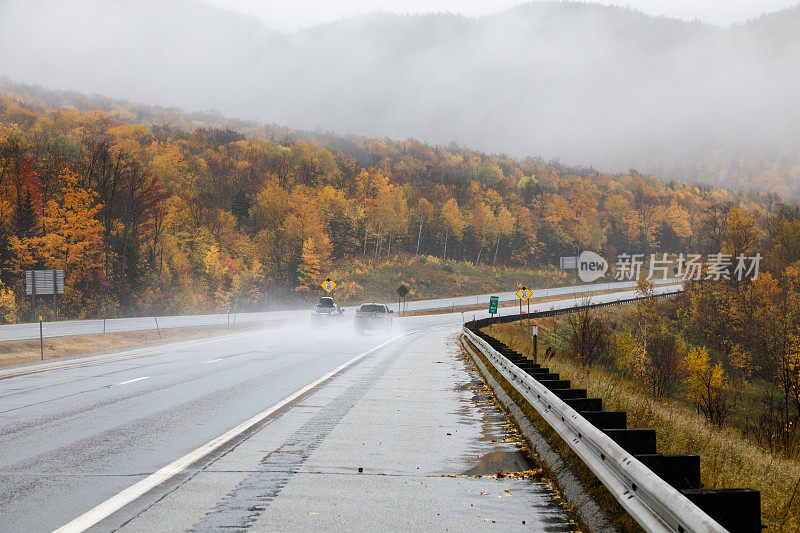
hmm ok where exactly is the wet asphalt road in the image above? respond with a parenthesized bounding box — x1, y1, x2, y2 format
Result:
(0, 280, 675, 341)
(114, 325, 574, 532)
(0, 322, 404, 531)
(0, 286, 675, 531)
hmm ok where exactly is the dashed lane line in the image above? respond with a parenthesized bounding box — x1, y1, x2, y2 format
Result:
(115, 377, 149, 386)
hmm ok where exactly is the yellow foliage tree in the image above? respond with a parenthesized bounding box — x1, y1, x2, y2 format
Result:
(295, 238, 323, 293)
(723, 205, 760, 258)
(11, 173, 104, 272)
(616, 331, 649, 384)
(10, 172, 105, 316)
(665, 201, 692, 240)
(685, 345, 728, 427)
(0, 280, 19, 323)
(440, 198, 465, 260)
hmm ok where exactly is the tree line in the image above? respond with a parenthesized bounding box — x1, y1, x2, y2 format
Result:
(558, 203, 800, 455)
(0, 94, 789, 321)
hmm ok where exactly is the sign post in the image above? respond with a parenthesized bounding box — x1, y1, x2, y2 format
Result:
(39, 316, 44, 360)
(560, 256, 580, 283)
(516, 286, 531, 315)
(26, 269, 64, 321)
(532, 324, 538, 364)
(396, 284, 409, 315)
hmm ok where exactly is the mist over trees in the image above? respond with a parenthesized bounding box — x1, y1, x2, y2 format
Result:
(1, 0, 799, 195)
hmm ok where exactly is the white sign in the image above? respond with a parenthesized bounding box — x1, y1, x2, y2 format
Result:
(560, 256, 578, 270)
(532, 325, 538, 336)
(26, 270, 64, 296)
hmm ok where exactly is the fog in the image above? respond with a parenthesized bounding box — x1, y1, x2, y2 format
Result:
(1, 0, 799, 185)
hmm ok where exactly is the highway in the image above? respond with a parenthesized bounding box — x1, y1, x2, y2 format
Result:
(0, 284, 679, 532)
(0, 279, 679, 342)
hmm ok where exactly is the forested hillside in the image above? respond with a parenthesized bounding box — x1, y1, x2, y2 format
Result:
(0, 91, 784, 321)
(1, 0, 799, 195)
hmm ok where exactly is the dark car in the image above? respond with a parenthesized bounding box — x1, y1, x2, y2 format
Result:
(354, 303, 393, 334)
(311, 297, 344, 326)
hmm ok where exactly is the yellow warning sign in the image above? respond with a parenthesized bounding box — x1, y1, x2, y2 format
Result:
(321, 278, 337, 293)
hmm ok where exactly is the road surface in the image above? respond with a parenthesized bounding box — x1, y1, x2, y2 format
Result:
(0, 279, 679, 342)
(0, 285, 679, 531)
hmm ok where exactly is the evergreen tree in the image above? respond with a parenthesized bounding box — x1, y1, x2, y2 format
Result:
(231, 190, 251, 228)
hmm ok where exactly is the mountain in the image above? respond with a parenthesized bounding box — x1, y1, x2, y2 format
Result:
(1, 0, 799, 194)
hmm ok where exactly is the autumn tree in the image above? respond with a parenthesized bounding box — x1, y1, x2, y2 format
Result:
(0, 279, 18, 323)
(686, 346, 728, 427)
(295, 238, 324, 293)
(414, 197, 434, 255)
(723, 205, 758, 256)
(372, 184, 409, 257)
(493, 205, 515, 265)
(317, 185, 361, 258)
(10, 172, 105, 316)
(440, 198, 465, 260)
(628, 276, 685, 395)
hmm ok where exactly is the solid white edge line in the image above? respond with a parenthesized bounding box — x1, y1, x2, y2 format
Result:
(115, 377, 149, 386)
(52, 334, 406, 533)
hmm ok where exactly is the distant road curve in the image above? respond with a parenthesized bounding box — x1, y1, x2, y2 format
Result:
(0, 279, 679, 342)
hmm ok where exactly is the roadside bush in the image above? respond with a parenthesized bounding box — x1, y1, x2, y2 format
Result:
(745, 392, 798, 456)
(615, 329, 685, 397)
(566, 306, 609, 367)
(648, 332, 687, 397)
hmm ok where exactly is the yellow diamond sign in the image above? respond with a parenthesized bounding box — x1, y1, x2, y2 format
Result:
(516, 286, 531, 300)
(321, 278, 336, 293)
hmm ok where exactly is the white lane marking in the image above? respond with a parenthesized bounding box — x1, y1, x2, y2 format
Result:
(53, 334, 406, 533)
(205, 358, 223, 364)
(115, 377, 149, 386)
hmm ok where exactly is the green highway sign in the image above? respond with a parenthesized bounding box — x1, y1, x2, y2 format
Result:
(488, 296, 499, 315)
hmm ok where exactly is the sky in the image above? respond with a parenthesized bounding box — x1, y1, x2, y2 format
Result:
(203, 0, 799, 31)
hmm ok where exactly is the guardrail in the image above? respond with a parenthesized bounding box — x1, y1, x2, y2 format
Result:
(462, 290, 761, 533)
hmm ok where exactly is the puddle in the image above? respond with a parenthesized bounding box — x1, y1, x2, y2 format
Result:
(463, 449, 535, 475)
(453, 350, 537, 472)
(453, 342, 580, 532)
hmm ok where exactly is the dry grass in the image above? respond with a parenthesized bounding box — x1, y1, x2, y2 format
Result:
(0, 323, 268, 368)
(487, 323, 800, 532)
